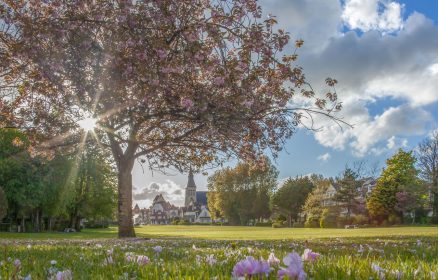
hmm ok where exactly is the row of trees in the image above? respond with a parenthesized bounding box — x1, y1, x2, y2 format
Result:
(207, 132, 438, 227)
(207, 160, 278, 225)
(0, 129, 117, 232)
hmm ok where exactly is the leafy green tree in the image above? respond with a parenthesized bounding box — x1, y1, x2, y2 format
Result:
(271, 176, 314, 227)
(302, 178, 331, 227)
(207, 159, 278, 225)
(367, 149, 418, 223)
(416, 131, 438, 223)
(334, 168, 361, 219)
(0, 128, 116, 231)
(0, 128, 47, 231)
(62, 145, 117, 231)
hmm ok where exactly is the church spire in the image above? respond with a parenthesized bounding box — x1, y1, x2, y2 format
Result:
(187, 167, 196, 189)
(185, 168, 197, 207)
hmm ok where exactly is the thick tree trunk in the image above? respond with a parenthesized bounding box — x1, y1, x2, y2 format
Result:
(118, 166, 135, 238)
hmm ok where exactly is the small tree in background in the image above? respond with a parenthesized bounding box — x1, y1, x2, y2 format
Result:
(302, 178, 331, 228)
(334, 168, 361, 219)
(271, 176, 314, 227)
(207, 159, 278, 225)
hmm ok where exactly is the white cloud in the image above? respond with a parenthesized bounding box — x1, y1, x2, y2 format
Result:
(317, 153, 331, 161)
(315, 104, 431, 156)
(386, 136, 396, 149)
(342, 0, 404, 33)
(133, 180, 185, 208)
(428, 63, 438, 75)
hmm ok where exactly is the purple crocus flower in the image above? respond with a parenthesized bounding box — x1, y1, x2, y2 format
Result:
(153, 246, 163, 254)
(302, 249, 320, 262)
(267, 252, 280, 266)
(136, 255, 150, 266)
(56, 270, 72, 280)
(232, 256, 270, 277)
(277, 253, 306, 280)
(205, 254, 217, 266)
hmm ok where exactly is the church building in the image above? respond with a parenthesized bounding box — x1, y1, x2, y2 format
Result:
(133, 170, 211, 224)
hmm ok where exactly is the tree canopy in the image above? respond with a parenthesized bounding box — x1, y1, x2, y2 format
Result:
(416, 131, 438, 222)
(367, 149, 418, 223)
(270, 176, 314, 227)
(207, 159, 278, 225)
(0, 128, 116, 232)
(1, 1, 341, 237)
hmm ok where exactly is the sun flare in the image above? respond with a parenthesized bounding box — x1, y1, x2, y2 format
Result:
(78, 117, 97, 131)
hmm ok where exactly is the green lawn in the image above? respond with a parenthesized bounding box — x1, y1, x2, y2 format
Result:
(1, 226, 438, 279)
(0, 225, 437, 240)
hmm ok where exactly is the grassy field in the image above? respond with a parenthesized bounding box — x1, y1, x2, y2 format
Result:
(1, 226, 437, 279)
(1, 225, 438, 240)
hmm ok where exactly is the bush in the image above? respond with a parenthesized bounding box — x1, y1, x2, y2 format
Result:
(430, 215, 438, 224)
(319, 209, 337, 228)
(84, 221, 109, 228)
(271, 222, 285, 228)
(388, 214, 401, 225)
(304, 217, 319, 228)
(292, 222, 303, 228)
(353, 214, 368, 225)
(254, 222, 272, 227)
(177, 220, 190, 225)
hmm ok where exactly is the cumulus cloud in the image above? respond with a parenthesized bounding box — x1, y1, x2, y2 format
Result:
(133, 180, 185, 208)
(285, 10, 438, 155)
(342, 0, 404, 33)
(315, 104, 431, 156)
(317, 153, 331, 161)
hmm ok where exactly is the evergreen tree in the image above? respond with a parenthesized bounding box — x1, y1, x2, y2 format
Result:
(334, 168, 361, 219)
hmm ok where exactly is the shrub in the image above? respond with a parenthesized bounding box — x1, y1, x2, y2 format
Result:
(336, 216, 348, 228)
(431, 215, 438, 224)
(254, 222, 272, 227)
(304, 217, 319, 228)
(178, 220, 190, 225)
(388, 214, 401, 225)
(353, 214, 368, 225)
(319, 209, 337, 228)
(292, 222, 303, 228)
(84, 220, 109, 228)
(271, 222, 285, 228)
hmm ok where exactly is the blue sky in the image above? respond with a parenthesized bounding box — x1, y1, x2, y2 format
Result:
(132, 0, 438, 207)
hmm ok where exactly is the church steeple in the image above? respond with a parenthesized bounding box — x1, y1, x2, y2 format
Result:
(185, 168, 197, 207)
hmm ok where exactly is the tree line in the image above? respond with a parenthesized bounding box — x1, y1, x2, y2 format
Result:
(0, 128, 117, 232)
(207, 132, 438, 227)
